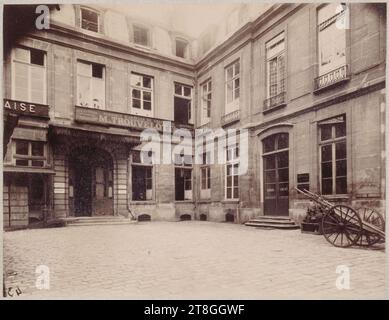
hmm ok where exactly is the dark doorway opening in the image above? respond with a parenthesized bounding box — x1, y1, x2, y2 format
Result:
(174, 96, 190, 125)
(70, 146, 113, 217)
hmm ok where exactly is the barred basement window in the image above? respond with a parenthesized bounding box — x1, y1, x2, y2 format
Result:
(80, 8, 99, 33)
(319, 115, 347, 195)
(12, 47, 46, 104)
(13, 140, 46, 167)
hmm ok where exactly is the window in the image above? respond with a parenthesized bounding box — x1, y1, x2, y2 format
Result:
(132, 151, 153, 201)
(133, 25, 149, 46)
(201, 167, 211, 190)
(201, 79, 212, 124)
(225, 144, 239, 199)
(80, 8, 99, 33)
(225, 60, 240, 114)
(174, 83, 192, 125)
(12, 47, 46, 104)
(131, 73, 153, 116)
(175, 39, 188, 58)
(175, 153, 193, 201)
(77, 61, 105, 109)
(319, 115, 347, 195)
(13, 140, 46, 167)
(201, 32, 213, 54)
(265, 32, 286, 109)
(318, 4, 347, 76)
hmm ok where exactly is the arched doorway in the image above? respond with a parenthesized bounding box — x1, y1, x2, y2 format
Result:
(69, 146, 114, 216)
(262, 133, 289, 216)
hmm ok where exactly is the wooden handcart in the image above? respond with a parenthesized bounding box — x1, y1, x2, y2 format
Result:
(296, 188, 385, 248)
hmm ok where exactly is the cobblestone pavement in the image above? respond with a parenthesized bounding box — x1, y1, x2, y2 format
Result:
(3, 221, 386, 299)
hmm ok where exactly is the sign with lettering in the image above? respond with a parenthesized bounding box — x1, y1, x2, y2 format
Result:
(75, 106, 171, 131)
(3, 99, 49, 118)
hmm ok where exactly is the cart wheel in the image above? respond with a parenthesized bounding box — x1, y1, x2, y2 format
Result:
(357, 207, 385, 246)
(321, 205, 363, 248)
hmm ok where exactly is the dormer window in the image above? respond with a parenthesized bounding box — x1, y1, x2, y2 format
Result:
(175, 39, 188, 58)
(133, 25, 150, 47)
(80, 8, 99, 33)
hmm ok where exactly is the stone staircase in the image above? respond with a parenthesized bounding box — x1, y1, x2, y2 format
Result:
(245, 216, 300, 230)
(62, 216, 137, 227)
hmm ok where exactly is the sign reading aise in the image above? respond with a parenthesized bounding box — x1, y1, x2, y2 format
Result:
(75, 106, 169, 131)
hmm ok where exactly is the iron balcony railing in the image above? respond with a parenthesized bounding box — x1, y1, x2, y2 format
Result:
(263, 91, 286, 112)
(314, 65, 350, 91)
(221, 109, 240, 126)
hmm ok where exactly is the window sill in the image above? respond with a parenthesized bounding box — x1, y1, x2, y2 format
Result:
(175, 200, 194, 204)
(129, 200, 156, 205)
(263, 102, 287, 114)
(319, 194, 350, 202)
(221, 199, 240, 204)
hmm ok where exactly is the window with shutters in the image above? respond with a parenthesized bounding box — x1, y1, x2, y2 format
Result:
(12, 47, 46, 104)
(77, 61, 105, 109)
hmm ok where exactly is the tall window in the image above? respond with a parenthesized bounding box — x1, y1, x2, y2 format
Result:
(200, 150, 211, 199)
(13, 140, 47, 167)
(175, 39, 188, 58)
(265, 32, 285, 106)
(77, 61, 105, 109)
(201, 79, 212, 124)
(132, 151, 153, 201)
(80, 8, 99, 33)
(133, 25, 149, 46)
(131, 73, 153, 116)
(225, 144, 239, 199)
(318, 4, 347, 76)
(12, 47, 46, 104)
(225, 60, 240, 114)
(175, 153, 193, 201)
(319, 115, 347, 195)
(174, 83, 192, 125)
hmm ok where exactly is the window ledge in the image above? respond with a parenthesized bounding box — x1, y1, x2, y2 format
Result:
(319, 194, 350, 202)
(221, 199, 240, 204)
(263, 102, 287, 114)
(175, 200, 194, 204)
(314, 65, 350, 93)
(129, 201, 156, 205)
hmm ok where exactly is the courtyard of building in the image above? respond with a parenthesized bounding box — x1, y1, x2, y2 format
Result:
(3, 221, 385, 299)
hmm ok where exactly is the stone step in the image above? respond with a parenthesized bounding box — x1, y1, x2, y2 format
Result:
(252, 216, 291, 221)
(66, 221, 137, 227)
(248, 219, 296, 225)
(62, 216, 136, 227)
(245, 222, 300, 230)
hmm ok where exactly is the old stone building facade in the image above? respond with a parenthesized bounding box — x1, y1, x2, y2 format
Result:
(2, 3, 386, 228)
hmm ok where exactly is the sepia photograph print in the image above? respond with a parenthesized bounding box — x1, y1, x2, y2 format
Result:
(1, 0, 387, 301)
